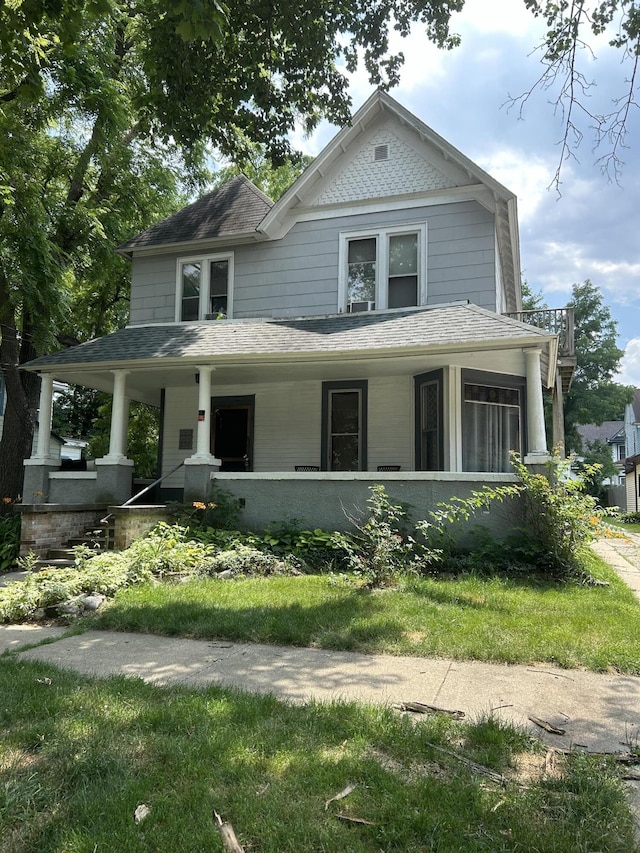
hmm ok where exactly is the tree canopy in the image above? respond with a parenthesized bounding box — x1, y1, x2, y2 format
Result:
(1, 0, 638, 499)
(564, 280, 633, 452)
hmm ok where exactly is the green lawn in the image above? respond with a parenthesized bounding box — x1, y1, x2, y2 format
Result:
(93, 551, 640, 674)
(0, 656, 636, 853)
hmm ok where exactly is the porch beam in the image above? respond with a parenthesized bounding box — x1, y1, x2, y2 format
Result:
(524, 348, 548, 457)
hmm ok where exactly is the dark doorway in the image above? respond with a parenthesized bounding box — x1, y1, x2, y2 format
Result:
(211, 396, 254, 471)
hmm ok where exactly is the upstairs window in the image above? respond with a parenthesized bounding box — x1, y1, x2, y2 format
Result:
(340, 224, 426, 313)
(176, 253, 233, 321)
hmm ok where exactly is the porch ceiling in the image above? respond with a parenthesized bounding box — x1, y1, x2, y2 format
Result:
(22, 303, 557, 405)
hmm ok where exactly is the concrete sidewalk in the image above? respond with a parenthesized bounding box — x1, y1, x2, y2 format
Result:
(1, 530, 640, 828)
(9, 628, 639, 757)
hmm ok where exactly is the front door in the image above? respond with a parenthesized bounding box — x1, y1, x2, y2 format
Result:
(211, 396, 254, 471)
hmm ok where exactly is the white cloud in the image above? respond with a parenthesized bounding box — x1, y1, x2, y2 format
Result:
(617, 338, 640, 387)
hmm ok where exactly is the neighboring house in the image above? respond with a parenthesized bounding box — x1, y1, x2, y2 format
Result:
(624, 390, 640, 513)
(575, 421, 626, 486)
(20, 91, 576, 533)
(625, 389, 640, 459)
(0, 372, 65, 461)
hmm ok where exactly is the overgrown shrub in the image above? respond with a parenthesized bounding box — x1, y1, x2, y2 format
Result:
(195, 544, 299, 577)
(415, 454, 621, 579)
(620, 511, 640, 524)
(510, 454, 621, 578)
(0, 524, 219, 623)
(0, 507, 20, 572)
(343, 484, 424, 586)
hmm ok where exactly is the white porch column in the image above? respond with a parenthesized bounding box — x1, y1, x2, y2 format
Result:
(104, 370, 131, 461)
(34, 373, 55, 461)
(188, 365, 219, 463)
(524, 348, 549, 458)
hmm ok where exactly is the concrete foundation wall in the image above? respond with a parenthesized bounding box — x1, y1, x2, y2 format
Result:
(48, 473, 98, 504)
(211, 472, 522, 541)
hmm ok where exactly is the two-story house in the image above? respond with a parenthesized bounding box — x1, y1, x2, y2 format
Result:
(20, 91, 574, 542)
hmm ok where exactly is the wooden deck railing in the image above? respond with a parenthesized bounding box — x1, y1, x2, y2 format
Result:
(504, 307, 575, 357)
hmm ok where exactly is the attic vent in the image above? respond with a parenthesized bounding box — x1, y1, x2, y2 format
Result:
(373, 144, 389, 162)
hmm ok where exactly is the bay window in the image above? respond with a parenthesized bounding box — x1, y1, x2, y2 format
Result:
(462, 373, 524, 473)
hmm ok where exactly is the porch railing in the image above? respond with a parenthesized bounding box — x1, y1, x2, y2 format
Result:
(504, 307, 575, 358)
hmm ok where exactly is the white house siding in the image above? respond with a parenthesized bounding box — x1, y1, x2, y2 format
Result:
(161, 374, 415, 488)
(626, 465, 639, 514)
(367, 376, 413, 470)
(128, 200, 498, 325)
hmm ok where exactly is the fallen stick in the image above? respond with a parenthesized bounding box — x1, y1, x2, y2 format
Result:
(424, 741, 505, 785)
(394, 701, 465, 719)
(528, 716, 566, 736)
(547, 747, 640, 764)
(212, 810, 245, 853)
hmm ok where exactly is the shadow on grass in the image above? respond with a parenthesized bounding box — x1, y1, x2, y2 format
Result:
(1, 656, 637, 853)
(93, 585, 410, 650)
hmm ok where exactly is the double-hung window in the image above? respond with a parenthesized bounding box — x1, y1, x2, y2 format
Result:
(176, 253, 234, 321)
(339, 224, 426, 313)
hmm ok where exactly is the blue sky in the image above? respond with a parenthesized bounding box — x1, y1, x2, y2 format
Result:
(293, 0, 640, 389)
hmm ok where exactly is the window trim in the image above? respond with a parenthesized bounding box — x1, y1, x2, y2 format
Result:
(321, 380, 368, 472)
(338, 223, 427, 313)
(175, 252, 235, 321)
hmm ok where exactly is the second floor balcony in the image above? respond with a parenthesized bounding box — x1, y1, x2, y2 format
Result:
(504, 307, 577, 393)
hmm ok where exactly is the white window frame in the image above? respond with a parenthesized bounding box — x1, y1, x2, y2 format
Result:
(175, 252, 235, 321)
(338, 223, 427, 313)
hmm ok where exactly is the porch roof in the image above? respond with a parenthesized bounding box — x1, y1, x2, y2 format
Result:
(24, 303, 554, 372)
(22, 304, 558, 406)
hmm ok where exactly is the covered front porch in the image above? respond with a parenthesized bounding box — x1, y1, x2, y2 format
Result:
(19, 305, 559, 552)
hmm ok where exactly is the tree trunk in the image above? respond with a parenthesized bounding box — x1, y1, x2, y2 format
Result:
(0, 283, 39, 502)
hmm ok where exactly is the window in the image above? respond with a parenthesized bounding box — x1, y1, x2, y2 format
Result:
(462, 374, 524, 473)
(176, 253, 233, 321)
(339, 224, 426, 313)
(414, 369, 444, 470)
(321, 381, 368, 471)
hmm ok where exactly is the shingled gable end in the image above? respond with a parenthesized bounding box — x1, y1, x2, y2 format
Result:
(20, 90, 576, 549)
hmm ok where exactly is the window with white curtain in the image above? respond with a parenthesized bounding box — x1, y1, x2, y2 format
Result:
(462, 382, 522, 473)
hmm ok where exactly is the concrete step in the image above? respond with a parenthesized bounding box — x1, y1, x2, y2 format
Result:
(47, 548, 77, 560)
(34, 558, 76, 570)
(66, 535, 108, 549)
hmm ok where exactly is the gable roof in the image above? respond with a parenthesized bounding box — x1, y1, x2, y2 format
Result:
(118, 175, 273, 255)
(260, 90, 521, 312)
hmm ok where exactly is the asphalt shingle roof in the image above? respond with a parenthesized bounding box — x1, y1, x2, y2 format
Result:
(118, 176, 273, 253)
(576, 421, 625, 446)
(24, 304, 552, 370)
